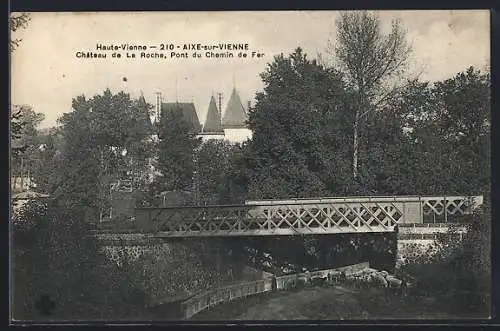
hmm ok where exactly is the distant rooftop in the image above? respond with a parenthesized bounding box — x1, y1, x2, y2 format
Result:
(161, 102, 202, 133)
(222, 88, 248, 129)
(202, 95, 223, 134)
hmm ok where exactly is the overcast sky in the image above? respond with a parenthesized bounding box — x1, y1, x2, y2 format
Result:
(11, 10, 490, 129)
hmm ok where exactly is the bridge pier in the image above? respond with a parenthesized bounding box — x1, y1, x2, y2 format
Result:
(396, 223, 468, 265)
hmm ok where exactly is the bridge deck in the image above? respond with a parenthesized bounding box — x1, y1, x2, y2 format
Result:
(97, 195, 481, 238)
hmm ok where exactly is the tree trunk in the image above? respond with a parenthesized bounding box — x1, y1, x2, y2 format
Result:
(20, 156, 25, 190)
(352, 109, 360, 179)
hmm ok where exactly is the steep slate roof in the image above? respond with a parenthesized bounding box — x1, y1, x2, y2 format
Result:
(161, 102, 202, 133)
(202, 95, 223, 133)
(222, 88, 248, 129)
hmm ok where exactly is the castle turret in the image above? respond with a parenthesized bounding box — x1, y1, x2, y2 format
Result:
(222, 88, 248, 129)
(202, 95, 224, 134)
(160, 102, 202, 133)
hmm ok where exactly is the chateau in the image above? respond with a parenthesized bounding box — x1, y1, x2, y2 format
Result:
(150, 88, 252, 144)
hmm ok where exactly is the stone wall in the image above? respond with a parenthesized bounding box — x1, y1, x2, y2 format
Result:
(396, 236, 465, 266)
(396, 224, 467, 266)
(397, 240, 440, 266)
(101, 240, 234, 307)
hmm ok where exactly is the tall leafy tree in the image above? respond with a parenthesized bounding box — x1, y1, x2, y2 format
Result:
(11, 106, 45, 192)
(367, 67, 490, 196)
(30, 128, 63, 195)
(155, 107, 201, 194)
(195, 140, 240, 205)
(56, 96, 100, 214)
(356, 66, 490, 196)
(330, 11, 411, 180)
(435, 67, 490, 195)
(55, 89, 155, 220)
(242, 48, 350, 199)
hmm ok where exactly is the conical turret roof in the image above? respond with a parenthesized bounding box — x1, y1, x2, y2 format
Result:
(161, 102, 202, 133)
(222, 88, 248, 129)
(202, 95, 223, 133)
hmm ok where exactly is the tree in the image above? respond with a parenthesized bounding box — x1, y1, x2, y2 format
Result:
(30, 129, 62, 194)
(241, 48, 346, 198)
(11, 106, 45, 192)
(10, 12, 30, 52)
(155, 107, 201, 194)
(330, 11, 411, 180)
(12, 201, 148, 320)
(56, 97, 101, 213)
(10, 13, 33, 186)
(195, 140, 240, 205)
(351, 66, 490, 196)
(242, 48, 350, 199)
(54, 89, 155, 221)
(11, 105, 44, 158)
(430, 67, 490, 195)
(390, 67, 491, 195)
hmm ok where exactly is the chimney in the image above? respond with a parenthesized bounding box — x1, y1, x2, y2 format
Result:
(217, 92, 223, 116)
(155, 92, 162, 120)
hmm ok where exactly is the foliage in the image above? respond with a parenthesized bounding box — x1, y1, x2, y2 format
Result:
(238, 49, 490, 200)
(330, 11, 411, 179)
(433, 198, 491, 275)
(332, 11, 411, 97)
(155, 106, 201, 194)
(348, 67, 490, 196)
(53, 89, 154, 217)
(10, 12, 30, 52)
(241, 47, 351, 199)
(11, 105, 45, 171)
(195, 140, 241, 205)
(29, 129, 62, 194)
(12, 201, 148, 320)
(395, 198, 491, 316)
(395, 67, 489, 195)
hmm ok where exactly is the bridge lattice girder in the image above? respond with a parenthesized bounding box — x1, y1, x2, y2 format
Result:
(129, 196, 482, 238)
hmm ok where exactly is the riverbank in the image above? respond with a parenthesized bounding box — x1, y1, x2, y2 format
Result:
(188, 284, 488, 321)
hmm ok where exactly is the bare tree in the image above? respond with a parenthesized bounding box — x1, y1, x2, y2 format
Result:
(329, 11, 411, 179)
(10, 12, 31, 52)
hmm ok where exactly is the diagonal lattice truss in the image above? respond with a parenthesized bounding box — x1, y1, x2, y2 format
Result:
(421, 196, 483, 219)
(139, 202, 401, 236)
(133, 196, 483, 237)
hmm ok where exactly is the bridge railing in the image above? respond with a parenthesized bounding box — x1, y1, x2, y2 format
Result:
(133, 195, 483, 236)
(135, 204, 253, 233)
(247, 195, 483, 225)
(420, 196, 483, 223)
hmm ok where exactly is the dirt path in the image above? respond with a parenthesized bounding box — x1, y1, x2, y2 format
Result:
(191, 285, 465, 321)
(192, 285, 372, 320)
(234, 286, 370, 320)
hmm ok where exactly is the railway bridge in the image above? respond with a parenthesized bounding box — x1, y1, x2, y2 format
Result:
(94, 195, 483, 307)
(96, 195, 483, 240)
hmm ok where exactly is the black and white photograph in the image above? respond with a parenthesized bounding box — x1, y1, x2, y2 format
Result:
(10, 10, 491, 322)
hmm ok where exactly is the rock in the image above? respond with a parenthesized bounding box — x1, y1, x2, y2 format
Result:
(371, 273, 388, 288)
(386, 276, 402, 288)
